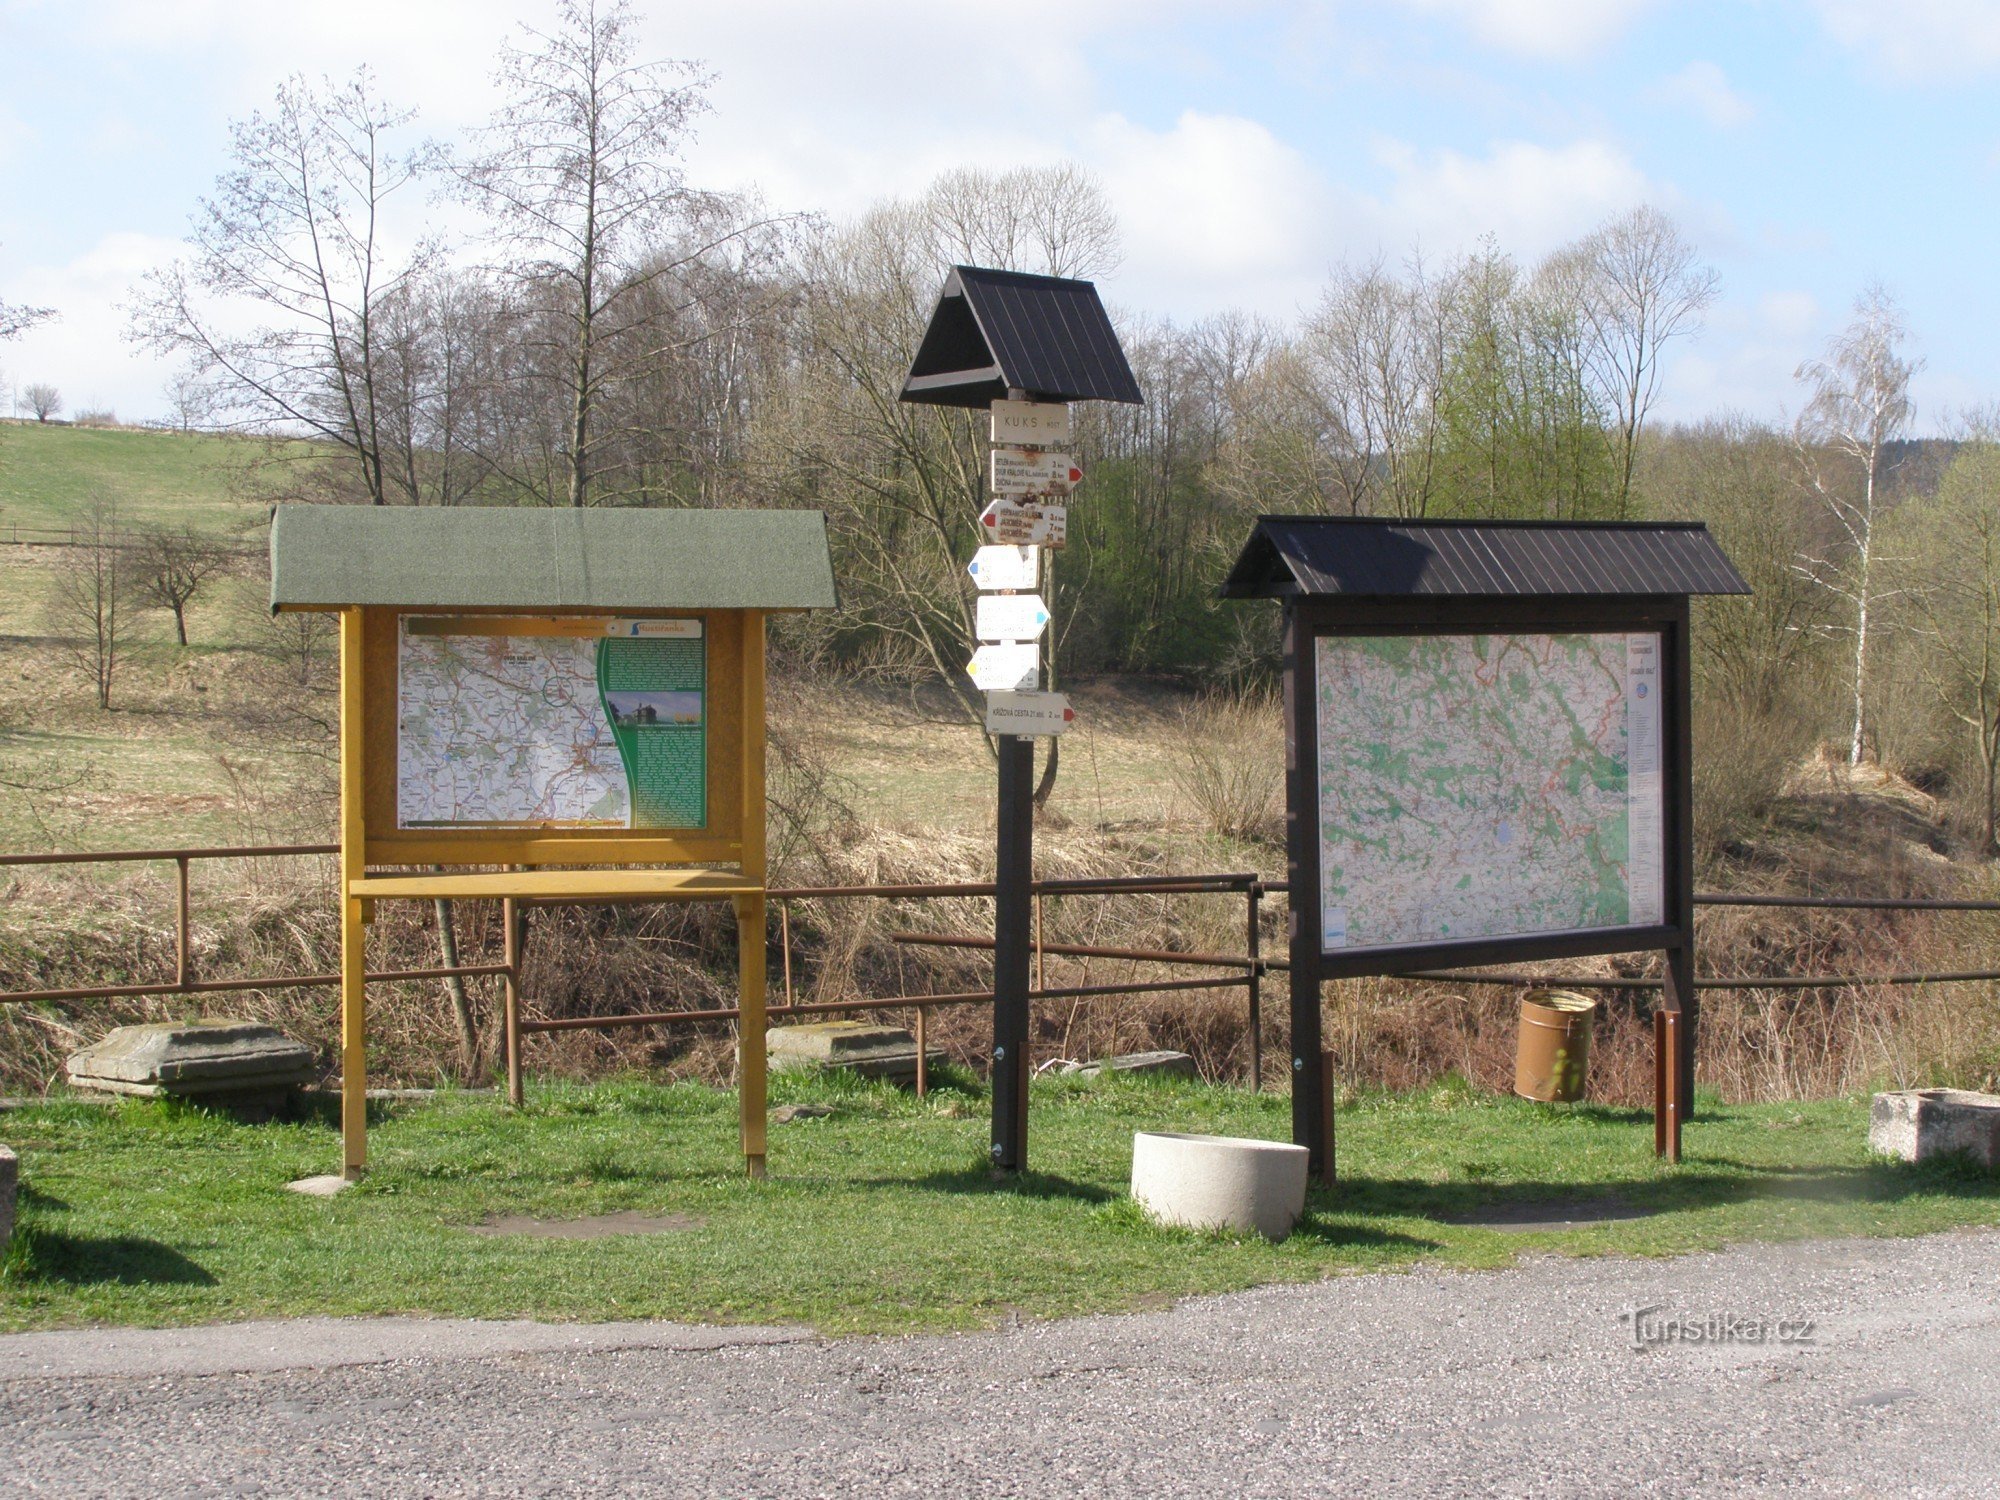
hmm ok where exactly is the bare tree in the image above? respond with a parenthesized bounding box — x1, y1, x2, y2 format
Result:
(162, 366, 216, 435)
(0, 277, 53, 342)
(23, 383, 60, 422)
(44, 496, 134, 709)
(128, 70, 429, 504)
(133, 524, 234, 645)
(1547, 206, 1718, 514)
(453, 0, 749, 508)
(1793, 283, 1920, 765)
(1894, 422, 2000, 849)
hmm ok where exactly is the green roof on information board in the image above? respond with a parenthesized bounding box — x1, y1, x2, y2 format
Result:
(269, 505, 838, 613)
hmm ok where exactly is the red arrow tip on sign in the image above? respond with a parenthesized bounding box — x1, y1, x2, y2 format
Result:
(981, 513, 996, 527)
(1063, 707, 1075, 721)
(1068, 467, 1083, 484)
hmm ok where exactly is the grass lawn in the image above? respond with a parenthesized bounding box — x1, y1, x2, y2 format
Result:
(4, 1072, 1996, 1335)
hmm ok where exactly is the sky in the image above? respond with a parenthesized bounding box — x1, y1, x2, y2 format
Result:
(2, 0, 1997, 432)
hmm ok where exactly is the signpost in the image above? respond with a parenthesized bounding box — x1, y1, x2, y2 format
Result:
(978, 497, 1068, 548)
(975, 593, 1051, 643)
(967, 545, 1040, 591)
(899, 265, 1142, 1174)
(991, 448, 1083, 496)
(985, 690, 1074, 735)
(968, 643, 1042, 692)
(990, 398, 1072, 446)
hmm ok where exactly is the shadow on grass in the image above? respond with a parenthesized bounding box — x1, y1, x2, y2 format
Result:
(1322, 1156, 2000, 1229)
(11, 1227, 216, 1287)
(891, 1164, 1120, 1205)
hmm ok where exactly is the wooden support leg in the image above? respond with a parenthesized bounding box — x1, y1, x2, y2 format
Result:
(502, 896, 523, 1109)
(1654, 1008, 1683, 1163)
(340, 895, 367, 1180)
(1319, 1050, 1337, 1188)
(736, 892, 768, 1178)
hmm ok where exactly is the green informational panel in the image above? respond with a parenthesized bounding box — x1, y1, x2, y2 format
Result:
(599, 633, 706, 829)
(396, 616, 706, 830)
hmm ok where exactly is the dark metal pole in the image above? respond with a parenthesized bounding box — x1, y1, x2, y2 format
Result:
(1669, 601, 1698, 1120)
(992, 732, 1035, 1171)
(1284, 602, 1329, 1178)
(1246, 883, 1263, 1089)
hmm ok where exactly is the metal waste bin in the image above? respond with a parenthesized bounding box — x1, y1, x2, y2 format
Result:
(1514, 989, 1596, 1102)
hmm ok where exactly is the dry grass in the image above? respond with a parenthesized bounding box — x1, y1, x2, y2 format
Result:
(5, 639, 2000, 1104)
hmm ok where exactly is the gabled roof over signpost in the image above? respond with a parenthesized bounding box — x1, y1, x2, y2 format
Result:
(269, 504, 838, 613)
(899, 265, 1143, 408)
(1219, 516, 1750, 601)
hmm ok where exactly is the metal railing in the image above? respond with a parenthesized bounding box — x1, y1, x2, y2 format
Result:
(4, 842, 1999, 1093)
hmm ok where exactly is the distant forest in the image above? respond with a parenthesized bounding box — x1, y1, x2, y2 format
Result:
(83, 0, 2000, 854)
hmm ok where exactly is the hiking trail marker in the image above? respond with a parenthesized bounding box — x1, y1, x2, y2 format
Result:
(991, 448, 1083, 496)
(967, 544, 1039, 591)
(968, 642, 1042, 692)
(975, 593, 1051, 643)
(979, 497, 1068, 548)
(900, 264, 1142, 1173)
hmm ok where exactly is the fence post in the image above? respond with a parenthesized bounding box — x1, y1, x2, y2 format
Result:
(1246, 882, 1262, 1090)
(502, 896, 523, 1108)
(174, 855, 192, 994)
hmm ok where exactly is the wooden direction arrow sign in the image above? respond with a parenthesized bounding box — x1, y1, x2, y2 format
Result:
(967, 642, 1041, 692)
(966, 544, 1039, 591)
(991, 399, 1072, 447)
(985, 691, 1074, 737)
(992, 447, 1084, 497)
(976, 593, 1050, 643)
(978, 498, 1067, 548)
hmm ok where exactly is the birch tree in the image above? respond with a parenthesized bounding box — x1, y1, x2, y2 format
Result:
(1793, 283, 1919, 765)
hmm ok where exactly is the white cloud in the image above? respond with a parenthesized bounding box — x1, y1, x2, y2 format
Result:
(1368, 137, 1663, 260)
(1811, 0, 2000, 81)
(1, 232, 188, 422)
(1651, 287, 1825, 424)
(1651, 60, 1754, 128)
(1393, 0, 1654, 61)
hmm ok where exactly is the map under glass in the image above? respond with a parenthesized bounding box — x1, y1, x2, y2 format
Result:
(1315, 631, 1663, 953)
(396, 617, 705, 830)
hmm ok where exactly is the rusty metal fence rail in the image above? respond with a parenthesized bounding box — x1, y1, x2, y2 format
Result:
(4, 843, 2000, 1092)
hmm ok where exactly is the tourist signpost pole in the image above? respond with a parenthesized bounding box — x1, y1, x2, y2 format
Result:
(899, 266, 1142, 1174)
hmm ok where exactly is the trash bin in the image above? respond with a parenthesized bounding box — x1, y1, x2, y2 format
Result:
(1514, 989, 1596, 1102)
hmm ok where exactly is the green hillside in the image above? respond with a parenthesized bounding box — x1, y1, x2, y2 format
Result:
(0, 420, 307, 536)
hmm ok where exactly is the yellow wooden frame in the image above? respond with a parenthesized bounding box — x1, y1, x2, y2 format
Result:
(330, 603, 770, 1181)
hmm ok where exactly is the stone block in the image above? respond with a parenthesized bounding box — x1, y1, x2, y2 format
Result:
(1869, 1088, 2000, 1168)
(67, 1020, 316, 1103)
(0, 1144, 14, 1251)
(765, 1022, 942, 1083)
(1131, 1131, 1309, 1241)
(1064, 1050, 1197, 1080)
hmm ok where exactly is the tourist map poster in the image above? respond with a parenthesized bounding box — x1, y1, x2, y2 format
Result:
(397, 616, 707, 830)
(1314, 631, 1664, 953)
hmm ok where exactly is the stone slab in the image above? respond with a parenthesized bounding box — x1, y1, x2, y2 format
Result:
(1870, 1088, 2000, 1168)
(67, 1021, 315, 1099)
(1064, 1050, 1198, 1079)
(286, 1175, 354, 1198)
(0, 1144, 15, 1251)
(766, 1022, 943, 1083)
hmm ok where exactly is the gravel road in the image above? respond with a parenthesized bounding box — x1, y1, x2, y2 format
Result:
(3, 1227, 1996, 1497)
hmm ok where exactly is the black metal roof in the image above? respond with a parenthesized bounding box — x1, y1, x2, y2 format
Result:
(900, 265, 1143, 408)
(1219, 516, 1750, 600)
